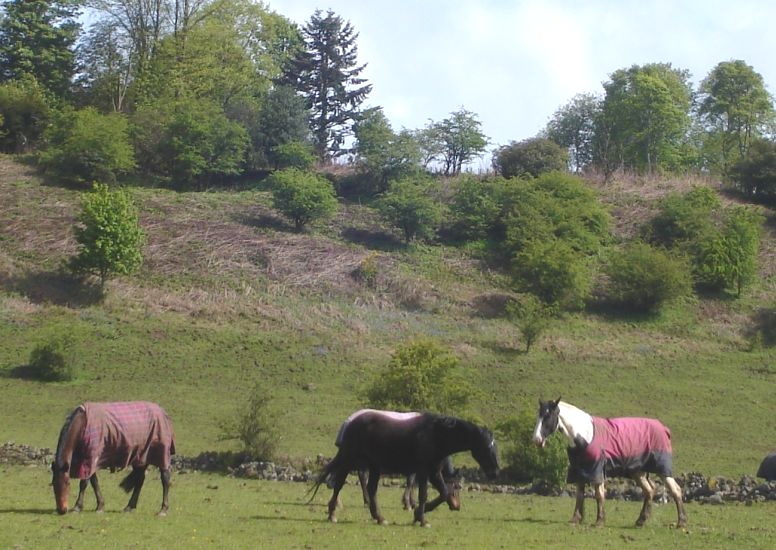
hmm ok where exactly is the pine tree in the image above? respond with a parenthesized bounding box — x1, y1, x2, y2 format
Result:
(282, 9, 372, 161)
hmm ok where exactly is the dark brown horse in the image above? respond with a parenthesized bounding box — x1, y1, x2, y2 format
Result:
(51, 401, 176, 515)
(310, 409, 498, 526)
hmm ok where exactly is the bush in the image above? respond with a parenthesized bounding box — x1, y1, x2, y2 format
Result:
(40, 107, 135, 186)
(375, 176, 444, 244)
(270, 141, 315, 170)
(506, 295, 553, 352)
(730, 138, 776, 204)
(28, 333, 77, 382)
(602, 242, 692, 313)
(0, 77, 51, 153)
(493, 137, 569, 178)
(497, 409, 567, 489)
(449, 175, 502, 241)
(364, 338, 474, 413)
(220, 383, 278, 461)
(268, 168, 338, 231)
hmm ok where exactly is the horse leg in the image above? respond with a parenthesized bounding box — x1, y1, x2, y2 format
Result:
(570, 482, 585, 524)
(158, 468, 171, 516)
(326, 469, 349, 523)
(72, 478, 89, 513)
(358, 468, 370, 507)
(661, 475, 688, 528)
(634, 472, 655, 526)
(124, 466, 147, 512)
(423, 470, 448, 513)
(366, 467, 386, 525)
(593, 482, 606, 527)
(90, 474, 105, 512)
(412, 473, 430, 527)
(402, 474, 416, 510)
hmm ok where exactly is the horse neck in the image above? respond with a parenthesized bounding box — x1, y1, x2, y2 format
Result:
(557, 402, 594, 447)
(56, 408, 85, 468)
(442, 418, 481, 455)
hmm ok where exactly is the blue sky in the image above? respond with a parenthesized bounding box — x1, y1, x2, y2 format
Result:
(269, 0, 776, 170)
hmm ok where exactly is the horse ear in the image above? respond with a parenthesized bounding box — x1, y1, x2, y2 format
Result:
(554, 397, 561, 407)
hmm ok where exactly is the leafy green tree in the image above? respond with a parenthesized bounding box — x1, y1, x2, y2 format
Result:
(421, 107, 488, 175)
(268, 167, 338, 231)
(448, 174, 502, 241)
(271, 141, 315, 170)
(71, 182, 145, 288)
(493, 137, 568, 178)
(0, 0, 81, 98)
(282, 9, 372, 161)
(730, 138, 776, 202)
(73, 19, 132, 111)
(697, 60, 775, 175)
(0, 76, 50, 152)
(601, 241, 692, 313)
(545, 93, 601, 172)
(364, 338, 474, 414)
(40, 106, 135, 185)
(375, 176, 444, 244)
(597, 63, 693, 173)
(353, 106, 421, 194)
(505, 295, 553, 353)
(256, 85, 311, 169)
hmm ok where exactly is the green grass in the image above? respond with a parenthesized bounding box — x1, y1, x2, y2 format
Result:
(2, 465, 775, 549)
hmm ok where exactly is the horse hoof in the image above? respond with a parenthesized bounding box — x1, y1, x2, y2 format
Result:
(328, 516, 337, 523)
(157, 511, 168, 517)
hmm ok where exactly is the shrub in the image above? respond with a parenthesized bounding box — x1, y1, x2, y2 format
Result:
(352, 252, 380, 289)
(220, 383, 278, 461)
(493, 137, 569, 178)
(602, 242, 692, 313)
(375, 176, 444, 244)
(644, 186, 719, 248)
(268, 168, 338, 231)
(40, 107, 135, 186)
(270, 141, 315, 170)
(0, 77, 51, 152)
(730, 138, 776, 204)
(449, 174, 502, 241)
(497, 409, 567, 489)
(28, 333, 77, 382)
(70, 183, 145, 288)
(364, 338, 474, 413)
(506, 294, 553, 352)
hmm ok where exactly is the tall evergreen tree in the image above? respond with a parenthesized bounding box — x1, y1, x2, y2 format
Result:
(282, 9, 371, 161)
(0, 0, 81, 98)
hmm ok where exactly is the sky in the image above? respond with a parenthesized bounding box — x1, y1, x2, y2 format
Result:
(267, 0, 776, 171)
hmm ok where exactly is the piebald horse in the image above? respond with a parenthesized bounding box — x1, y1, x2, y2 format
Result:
(533, 398, 687, 528)
(310, 409, 499, 526)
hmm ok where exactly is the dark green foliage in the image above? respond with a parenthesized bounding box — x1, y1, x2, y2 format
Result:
(0, 0, 81, 98)
(70, 183, 145, 287)
(730, 138, 776, 203)
(281, 9, 371, 161)
(268, 168, 338, 231)
(493, 138, 568, 178)
(28, 331, 77, 382)
(0, 77, 50, 152)
(364, 338, 474, 413)
(40, 106, 135, 185)
(545, 92, 601, 172)
(497, 409, 567, 488)
(601, 242, 692, 313)
(271, 141, 315, 170)
(375, 176, 444, 244)
(256, 85, 311, 169)
(220, 383, 278, 461)
(448, 175, 502, 241)
(644, 186, 719, 247)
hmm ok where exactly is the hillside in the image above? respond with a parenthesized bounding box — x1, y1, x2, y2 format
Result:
(1, 154, 775, 477)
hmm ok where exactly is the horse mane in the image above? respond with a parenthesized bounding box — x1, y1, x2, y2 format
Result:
(55, 406, 84, 467)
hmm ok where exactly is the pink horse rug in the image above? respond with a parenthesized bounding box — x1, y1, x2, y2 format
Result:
(567, 416, 673, 484)
(71, 401, 176, 479)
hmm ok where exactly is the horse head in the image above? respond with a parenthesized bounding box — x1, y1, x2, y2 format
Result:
(533, 397, 562, 448)
(51, 461, 71, 514)
(471, 426, 499, 479)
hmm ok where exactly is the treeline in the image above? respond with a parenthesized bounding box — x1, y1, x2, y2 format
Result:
(0, 0, 770, 320)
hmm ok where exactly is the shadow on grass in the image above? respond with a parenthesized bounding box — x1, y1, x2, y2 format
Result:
(340, 227, 405, 251)
(235, 212, 296, 233)
(0, 508, 55, 515)
(0, 270, 102, 308)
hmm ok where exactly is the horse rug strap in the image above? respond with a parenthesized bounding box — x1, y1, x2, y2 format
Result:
(567, 416, 672, 484)
(73, 401, 176, 479)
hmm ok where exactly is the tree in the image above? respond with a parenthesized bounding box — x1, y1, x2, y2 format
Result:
(219, 382, 279, 461)
(493, 137, 568, 179)
(256, 85, 311, 169)
(40, 106, 135, 185)
(353, 106, 421, 194)
(282, 9, 372, 161)
(0, 0, 81, 98)
(697, 60, 775, 175)
(730, 138, 776, 202)
(421, 107, 488, 175)
(597, 63, 693, 173)
(0, 77, 51, 152)
(544, 93, 601, 172)
(70, 182, 145, 288)
(268, 167, 338, 231)
(375, 176, 444, 244)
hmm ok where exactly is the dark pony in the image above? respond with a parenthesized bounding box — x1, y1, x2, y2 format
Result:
(310, 410, 498, 526)
(51, 401, 175, 515)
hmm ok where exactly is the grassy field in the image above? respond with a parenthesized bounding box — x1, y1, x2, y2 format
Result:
(2, 465, 775, 549)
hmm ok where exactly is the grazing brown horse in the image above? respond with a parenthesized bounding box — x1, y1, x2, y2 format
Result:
(51, 401, 176, 515)
(311, 409, 498, 526)
(533, 398, 687, 528)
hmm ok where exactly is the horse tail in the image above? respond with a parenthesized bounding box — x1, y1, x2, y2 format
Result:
(119, 468, 143, 493)
(307, 452, 344, 503)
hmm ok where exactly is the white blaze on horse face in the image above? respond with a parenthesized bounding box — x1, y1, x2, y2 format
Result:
(532, 415, 546, 447)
